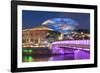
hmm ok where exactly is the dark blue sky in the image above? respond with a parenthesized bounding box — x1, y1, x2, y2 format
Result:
(22, 10, 90, 30)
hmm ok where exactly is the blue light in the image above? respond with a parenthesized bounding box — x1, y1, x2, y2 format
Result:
(42, 18, 78, 34)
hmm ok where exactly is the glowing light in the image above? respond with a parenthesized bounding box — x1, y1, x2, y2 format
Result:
(52, 40, 90, 45)
(28, 49, 32, 53)
(23, 49, 28, 53)
(42, 18, 78, 34)
(28, 56, 33, 62)
(51, 40, 90, 54)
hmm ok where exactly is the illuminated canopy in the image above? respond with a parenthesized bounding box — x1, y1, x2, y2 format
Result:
(42, 18, 78, 34)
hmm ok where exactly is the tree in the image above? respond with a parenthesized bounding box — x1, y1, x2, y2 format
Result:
(46, 30, 61, 43)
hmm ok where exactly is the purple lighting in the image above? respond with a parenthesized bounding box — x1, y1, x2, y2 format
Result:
(50, 40, 90, 59)
(52, 40, 90, 45)
(52, 46, 65, 54)
(74, 50, 90, 59)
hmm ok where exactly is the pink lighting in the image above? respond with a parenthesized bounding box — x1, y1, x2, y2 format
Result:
(52, 40, 90, 45)
(51, 40, 90, 55)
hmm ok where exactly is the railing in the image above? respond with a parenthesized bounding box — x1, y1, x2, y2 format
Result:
(51, 40, 90, 54)
(52, 40, 90, 45)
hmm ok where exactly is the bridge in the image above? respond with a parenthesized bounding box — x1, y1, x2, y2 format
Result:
(51, 40, 90, 54)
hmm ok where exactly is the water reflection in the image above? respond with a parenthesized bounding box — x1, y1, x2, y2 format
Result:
(23, 49, 90, 62)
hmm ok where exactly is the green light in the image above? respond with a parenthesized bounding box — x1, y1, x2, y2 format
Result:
(28, 49, 32, 53)
(28, 56, 33, 62)
(23, 49, 28, 53)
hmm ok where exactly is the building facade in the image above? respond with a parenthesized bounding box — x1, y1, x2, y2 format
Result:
(22, 26, 56, 48)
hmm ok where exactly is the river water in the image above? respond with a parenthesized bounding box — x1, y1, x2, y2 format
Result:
(22, 47, 90, 62)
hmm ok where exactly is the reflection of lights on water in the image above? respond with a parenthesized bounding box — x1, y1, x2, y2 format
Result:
(74, 49, 90, 59)
(28, 56, 33, 62)
(75, 49, 80, 53)
(24, 56, 27, 61)
(23, 56, 33, 62)
(22, 40, 90, 62)
(23, 49, 90, 62)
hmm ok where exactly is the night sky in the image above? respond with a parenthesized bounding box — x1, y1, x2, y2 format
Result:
(22, 10, 90, 30)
